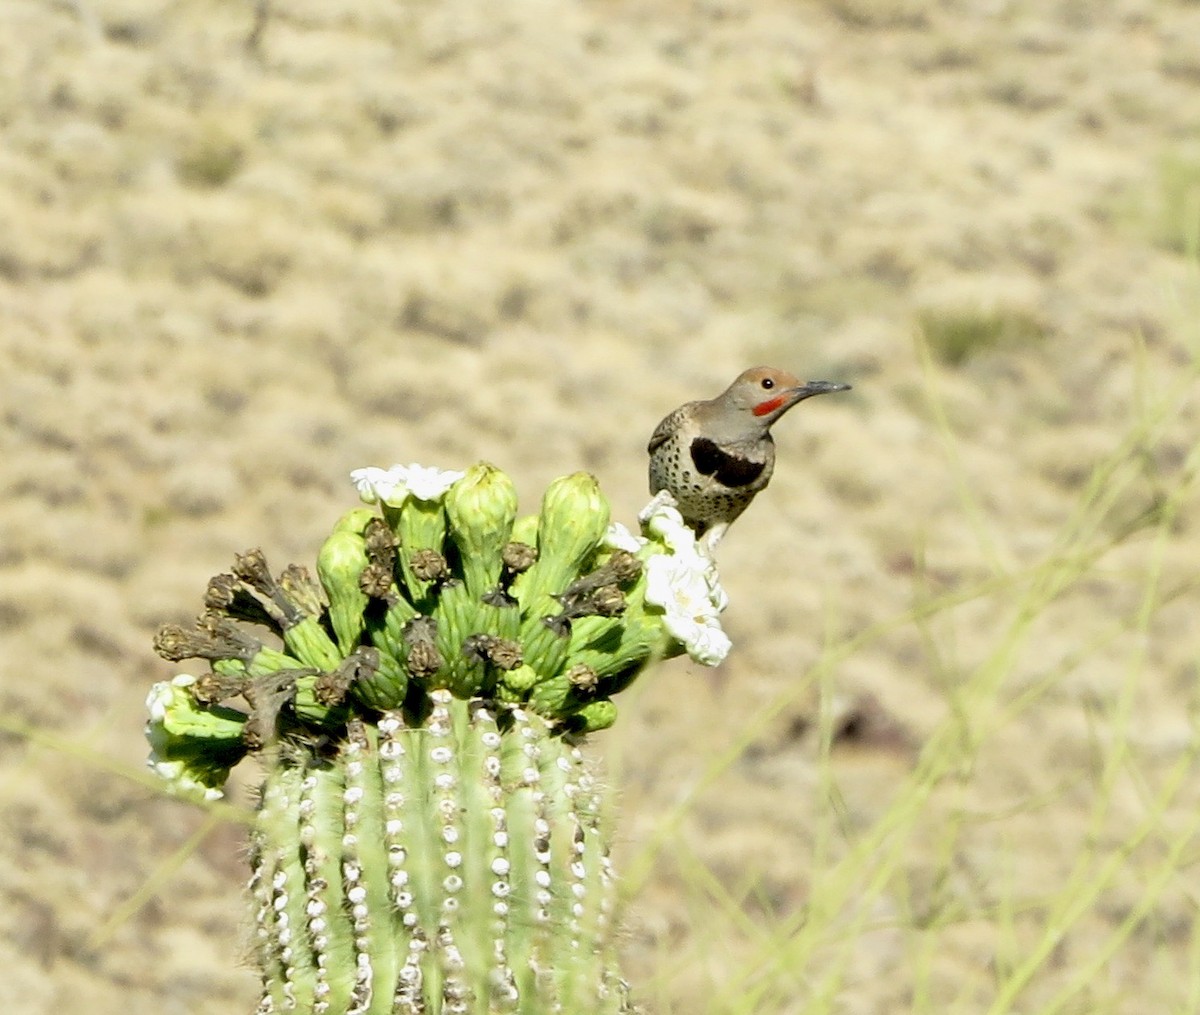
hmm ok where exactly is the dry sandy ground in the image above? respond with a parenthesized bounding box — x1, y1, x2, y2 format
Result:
(3, 1, 1200, 1012)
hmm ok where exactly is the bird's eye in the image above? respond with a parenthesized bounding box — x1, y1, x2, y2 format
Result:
(761, 378, 775, 389)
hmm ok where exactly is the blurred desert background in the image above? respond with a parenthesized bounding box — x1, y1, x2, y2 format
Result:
(3, 1, 1200, 1012)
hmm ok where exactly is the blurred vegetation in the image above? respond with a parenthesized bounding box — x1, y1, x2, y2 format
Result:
(824, 0, 928, 30)
(917, 305, 1048, 367)
(177, 122, 245, 188)
(620, 332, 1200, 1014)
(1153, 148, 1200, 256)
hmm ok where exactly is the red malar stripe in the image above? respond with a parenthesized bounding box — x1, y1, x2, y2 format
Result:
(752, 396, 785, 417)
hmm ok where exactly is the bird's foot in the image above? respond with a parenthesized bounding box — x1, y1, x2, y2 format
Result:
(638, 489, 679, 525)
(699, 523, 728, 557)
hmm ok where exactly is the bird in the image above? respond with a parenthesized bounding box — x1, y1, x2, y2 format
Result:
(646, 366, 851, 552)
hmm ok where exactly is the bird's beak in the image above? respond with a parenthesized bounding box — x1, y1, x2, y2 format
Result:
(786, 380, 852, 403)
(753, 379, 852, 418)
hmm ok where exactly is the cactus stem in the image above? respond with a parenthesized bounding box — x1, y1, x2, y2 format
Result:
(299, 766, 349, 1013)
(341, 726, 376, 1011)
(256, 762, 310, 1012)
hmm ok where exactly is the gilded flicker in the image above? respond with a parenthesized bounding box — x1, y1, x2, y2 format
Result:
(646, 367, 851, 550)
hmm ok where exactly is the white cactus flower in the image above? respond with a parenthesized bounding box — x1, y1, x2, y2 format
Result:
(351, 465, 407, 506)
(638, 495, 706, 561)
(681, 622, 734, 668)
(398, 463, 465, 501)
(602, 521, 648, 554)
(146, 752, 226, 803)
(644, 551, 732, 666)
(351, 463, 464, 506)
(145, 674, 244, 803)
(145, 673, 200, 720)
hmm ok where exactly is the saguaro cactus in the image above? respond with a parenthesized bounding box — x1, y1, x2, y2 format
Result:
(147, 462, 730, 1014)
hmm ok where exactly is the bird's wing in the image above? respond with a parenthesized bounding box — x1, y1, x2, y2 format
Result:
(647, 408, 684, 455)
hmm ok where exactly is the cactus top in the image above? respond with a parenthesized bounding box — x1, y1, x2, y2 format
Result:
(147, 462, 730, 801)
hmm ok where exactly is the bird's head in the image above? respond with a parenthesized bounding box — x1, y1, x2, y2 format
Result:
(721, 366, 851, 426)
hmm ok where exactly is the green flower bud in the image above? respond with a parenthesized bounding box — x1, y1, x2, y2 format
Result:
(292, 672, 350, 728)
(510, 513, 539, 548)
(526, 671, 576, 718)
(317, 516, 373, 654)
(501, 663, 540, 693)
(510, 474, 610, 684)
(430, 581, 488, 696)
(246, 646, 304, 678)
(346, 646, 409, 712)
(574, 698, 618, 733)
(145, 675, 248, 801)
(368, 590, 418, 662)
(444, 462, 518, 599)
(565, 615, 670, 680)
(486, 594, 521, 640)
(515, 473, 610, 609)
(393, 497, 448, 606)
(564, 574, 671, 679)
(147, 674, 248, 741)
(211, 658, 247, 680)
(492, 681, 523, 704)
(333, 506, 376, 535)
(520, 616, 572, 682)
(281, 615, 342, 673)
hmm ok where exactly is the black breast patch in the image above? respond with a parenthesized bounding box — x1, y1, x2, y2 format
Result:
(690, 437, 765, 488)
